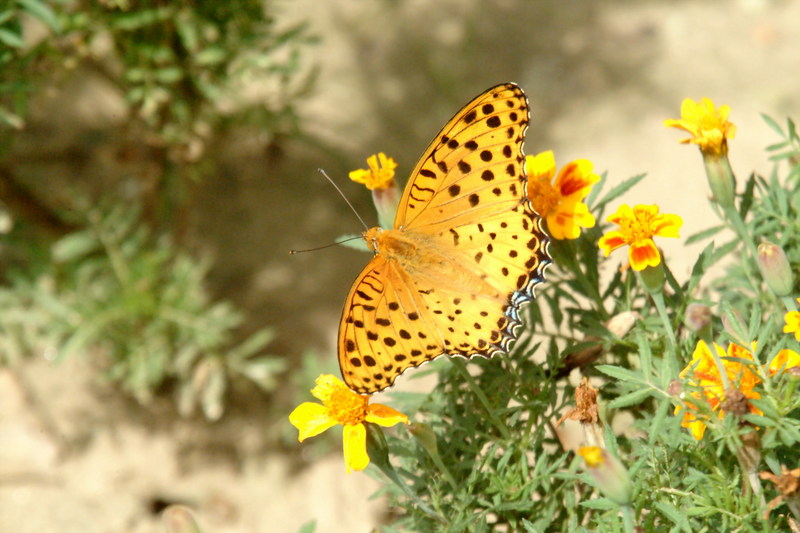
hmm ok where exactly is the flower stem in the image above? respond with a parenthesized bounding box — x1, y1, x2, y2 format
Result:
(782, 295, 798, 313)
(620, 505, 635, 533)
(722, 205, 760, 291)
(651, 291, 678, 365)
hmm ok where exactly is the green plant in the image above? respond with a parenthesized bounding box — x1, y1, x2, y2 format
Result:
(291, 98, 800, 531)
(0, 203, 284, 419)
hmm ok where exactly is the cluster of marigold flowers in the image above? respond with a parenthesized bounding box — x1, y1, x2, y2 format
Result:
(289, 96, 800, 474)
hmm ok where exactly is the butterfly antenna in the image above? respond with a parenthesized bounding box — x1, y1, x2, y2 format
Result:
(290, 235, 363, 255)
(318, 168, 370, 232)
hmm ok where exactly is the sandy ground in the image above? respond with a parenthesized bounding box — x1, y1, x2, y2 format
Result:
(2, 0, 800, 532)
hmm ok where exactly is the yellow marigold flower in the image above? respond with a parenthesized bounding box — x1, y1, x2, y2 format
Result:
(598, 204, 682, 271)
(664, 97, 737, 157)
(526, 151, 599, 240)
(349, 152, 397, 191)
(289, 374, 408, 473)
(675, 340, 762, 440)
(769, 348, 800, 375)
(784, 299, 800, 342)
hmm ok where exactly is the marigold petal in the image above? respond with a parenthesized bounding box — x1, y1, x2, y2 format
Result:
(310, 374, 345, 403)
(289, 402, 338, 442)
(784, 311, 800, 341)
(598, 231, 627, 256)
(366, 403, 409, 427)
(632, 204, 660, 220)
(628, 239, 661, 271)
(652, 213, 683, 238)
(348, 168, 372, 185)
(606, 204, 634, 225)
(342, 423, 369, 473)
(675, 403, 708, 440)
(555, 159, 600, 199)
(662, 117, 693, 134)
(681, 97, 700, 120)
(768, 349, 800, 375)
(525, 151, 557, 182)
(689, 419, 707, 440)
(572, 201, 597, 228)
(548, 213, 578, 240)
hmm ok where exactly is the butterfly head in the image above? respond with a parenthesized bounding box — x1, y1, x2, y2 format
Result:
(363, 226, 383, 255)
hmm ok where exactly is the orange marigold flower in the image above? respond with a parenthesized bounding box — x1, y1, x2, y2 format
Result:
(675, 340, 762, 440)
(598, 204, 682, 271)
(289, 374, 408, 473)
(784, 300, 800, 342)
(664, 97, 736, 157)
(349, 152, 397, 190)
(526, 151, 599, 240)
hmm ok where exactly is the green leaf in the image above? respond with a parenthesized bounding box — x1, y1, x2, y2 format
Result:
(761, 113, 784, 137)
(655, 501, 691, 530)
(521, 519, 544, 533)
(595, 174, 647, 210)
(154, 66, 183, 84)
(596, 364, 644, 383)
(296, 521, 317, 533)
(0, 28, 24, 48)
(0, 10, 15, 25)
(195, 46, 228, 66)
(51, 231, 100, 263)
(742, 414, 775, 427)
(648, 401, 670, 445)
(685, 225, 724, 246)
(608, 387, 653, 409)
(228, 327, 274, 361)
(18, 0, 61, 32)
(579, 497, 617, 510)
(236, 357, 285, 391)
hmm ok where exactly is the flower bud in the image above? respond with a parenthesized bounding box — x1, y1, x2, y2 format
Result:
(721, 307, 748, 345)
(638, 263, 665, 294)
(162, 505, 201, 533)
(372, 183, 400, 229)
(577, 446, 632, 505)
(757, 242, 794, 296)
(702, 152, 736, 209)
(365, 422, 392, 472)
(685, 302, 712, 336)
(409, 422, 439, 459)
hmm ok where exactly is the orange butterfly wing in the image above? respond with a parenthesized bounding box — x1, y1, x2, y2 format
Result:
(339, 83, 550, 394)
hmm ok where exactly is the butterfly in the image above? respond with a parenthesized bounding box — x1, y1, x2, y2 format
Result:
(339, 83, 551, 394)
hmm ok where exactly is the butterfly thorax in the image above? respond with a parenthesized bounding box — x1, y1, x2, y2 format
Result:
(364, 226, 419, 260)
(363, 225, 501, 299)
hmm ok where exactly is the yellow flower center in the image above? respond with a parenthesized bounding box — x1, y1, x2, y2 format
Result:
(327, 386, 369, 426)
(577, 446, 605, 467)
(527, 177, 560, 217)
(618, 209, 657, 244)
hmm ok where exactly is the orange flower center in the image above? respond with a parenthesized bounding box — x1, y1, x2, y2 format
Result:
(528, 177, 560, 217)
(327, 387, 369, 426)
(617, 210, 657, 244)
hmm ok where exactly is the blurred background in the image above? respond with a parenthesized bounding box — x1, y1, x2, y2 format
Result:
(0, 0, 799, 531)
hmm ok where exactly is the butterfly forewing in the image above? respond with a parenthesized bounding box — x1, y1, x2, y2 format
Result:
(395, 83, 529, 231)
(339, 83, 551, 395)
